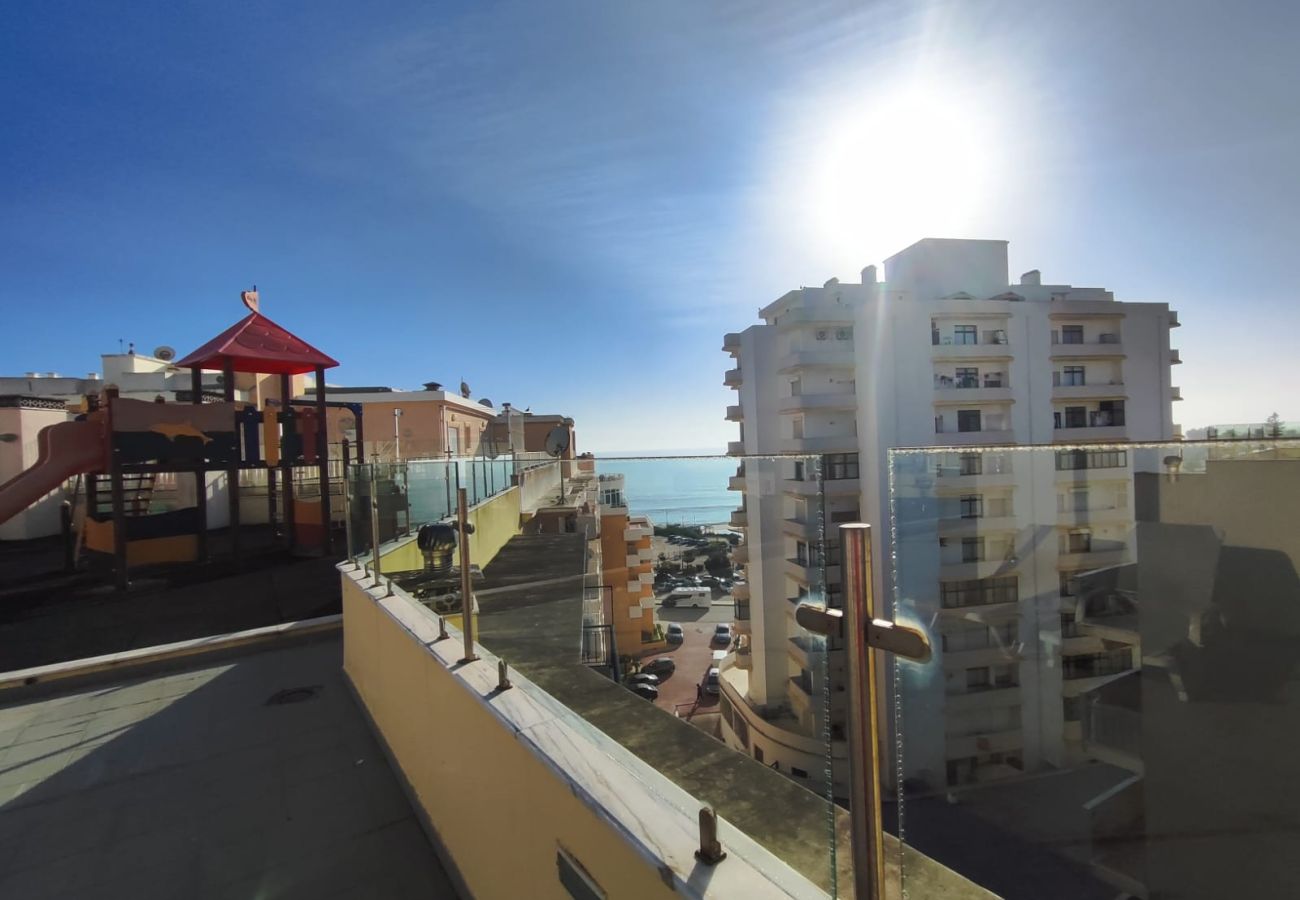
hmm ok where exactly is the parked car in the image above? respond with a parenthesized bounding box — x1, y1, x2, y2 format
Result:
(627, 672, 660, 686)
(712, 623, 733, 646)
(642, 657, 676, 677)
(702, 667, 720, 695)
(665, 623, 684, 643)
(629, 683, 659, 701)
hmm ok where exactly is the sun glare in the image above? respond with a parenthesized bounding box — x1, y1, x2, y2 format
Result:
(795, 80, 999, 264)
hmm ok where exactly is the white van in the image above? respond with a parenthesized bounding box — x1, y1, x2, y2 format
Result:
(662, 588, 711, 608)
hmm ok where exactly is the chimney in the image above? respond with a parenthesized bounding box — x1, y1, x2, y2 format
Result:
(1020, 270, 1041, 286)
(861, 265, 877, 284)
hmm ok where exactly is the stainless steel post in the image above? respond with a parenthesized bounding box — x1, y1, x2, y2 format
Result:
(369, 460, 382, 587)
(841, 523, 885, 900)
(457, 487, 479, 663)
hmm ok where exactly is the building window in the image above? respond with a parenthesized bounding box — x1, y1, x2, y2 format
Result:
(955, 367, 979, 388)
(940, 576, 1019, 608)
(959, 453, 982, 476)
(966, 667, 990, 690)
(984, 371, 1004, 388)
(1055, 449, 1128, 471)
(1063, 366, 1086, 386)
(792, 460, 805, 481)
(796, 541, 809, 566)
(961, 537, 984, 562)
(1063, 406, 1086, 428)
(954, 325, 978, 345)
(957, 410, 982, 432)
(1063, 696, 1082, 722)
(992, 664, 1018, 688)
(791, 767, 808, 779)
(959, 494, 983, 519)
(825, 453, 859, 479)
(1065, 530, 1093, 553)
(1061, 613, 1080, 638)
(791, 416, 804, 439)
(1063, 649, 1133, 680)
(1093, 400, 1126, 427)
(754, 746, 765, 763)
(1060, 572, 1078, 598)
(835, 327, 853, 341)
(1062, 325, 1084, 344)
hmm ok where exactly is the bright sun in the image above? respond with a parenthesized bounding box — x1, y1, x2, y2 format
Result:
(796, 80, 998, 263)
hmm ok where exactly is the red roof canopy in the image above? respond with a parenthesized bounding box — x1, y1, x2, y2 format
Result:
(176, 312, 339, 375)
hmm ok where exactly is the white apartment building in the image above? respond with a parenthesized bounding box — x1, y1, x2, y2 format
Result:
(719, 238, 1181, 795)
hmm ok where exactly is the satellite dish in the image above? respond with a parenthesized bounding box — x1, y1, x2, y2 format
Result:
(154, 345, 176, 362)
(545, 425, 570, 458)
(478, 398, 493, 408)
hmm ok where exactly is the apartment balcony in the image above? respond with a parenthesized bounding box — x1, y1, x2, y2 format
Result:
(1057, 504, 1132, 526)
(1058, 547, 1130, 570)
(625, 551, 652, 568)
(933, 384, 1015, 404)
(723, 367, 742, 387)
(779, 434, 858, 454)
(728, 472, 746, 490)
(775, 307, 855, 330)
(733, 544, 748, 564)
(729, 508, 748, 528)
(782, 517, 819, 540)
(933, 466, 1016, 488)
(784, 476, 860, 497)
(945, 728, 1023, 761)
(1173, 423, 1183, 439)
(788, 635, 824, 669)
(1052, 424, 1127, 443)
(1050, 340, 1125, 359)
(930, 429, 1016, 447)
(778, 391, 857, 414)
(723, 332, 741, 353)
(727, 440, 745, 456)
(936, 514, 1019, 537)
(938, 557, 1020, 580)
(787, 675, 815, 721)
(732, 582, 750, 601)
(1170, 348, 1182, 364)
(930, 341, 1013, 361)
(1171, 386, 1183, 401)
(776, 349, 856, 373)
(784, 557, 841, 585)
(1169, 310, 1181, 327)
(1051, 382, 1127, 401)
(945, 683, 1022, 711)
(725, 404, 743, 421)
(1082, 701, 1144, 774)
(624, 522, 653, 541)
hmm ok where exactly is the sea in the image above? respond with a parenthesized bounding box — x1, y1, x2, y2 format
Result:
(593, 452, 735, 527)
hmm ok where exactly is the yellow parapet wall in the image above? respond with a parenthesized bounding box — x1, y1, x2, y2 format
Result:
(342, 575, 686, 900)
(378, 485, 522, 574)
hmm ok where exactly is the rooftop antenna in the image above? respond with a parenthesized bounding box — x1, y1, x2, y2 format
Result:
(460, 378, 471, 399)
(545, 424, 571, 504)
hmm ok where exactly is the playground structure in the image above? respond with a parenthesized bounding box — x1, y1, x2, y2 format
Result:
(0, 298, 362, 590)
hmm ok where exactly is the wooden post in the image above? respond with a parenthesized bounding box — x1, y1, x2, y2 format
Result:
(280, 373, 296, 550)
(190, 367, 208, 562)
(315, 365, 332, 553)
(223, 359, 240, 566)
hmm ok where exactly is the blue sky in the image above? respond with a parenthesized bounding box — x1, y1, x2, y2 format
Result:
(3, 1, 1298, 450)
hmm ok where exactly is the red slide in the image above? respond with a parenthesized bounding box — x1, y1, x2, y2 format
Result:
(0, 418, 108, 525)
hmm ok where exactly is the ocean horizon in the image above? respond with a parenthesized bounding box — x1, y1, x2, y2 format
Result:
(591, 451, 735, 526)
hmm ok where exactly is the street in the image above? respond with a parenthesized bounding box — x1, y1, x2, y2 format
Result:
(636, 598, 736, 735)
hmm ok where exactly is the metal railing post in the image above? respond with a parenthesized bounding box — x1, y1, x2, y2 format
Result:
(458, 487, 479, 663)
(369, 460, 383, 587)
(842, 523, 884, 900)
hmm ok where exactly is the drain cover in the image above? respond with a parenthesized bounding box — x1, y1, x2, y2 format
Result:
(265, 685, 323, 706)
